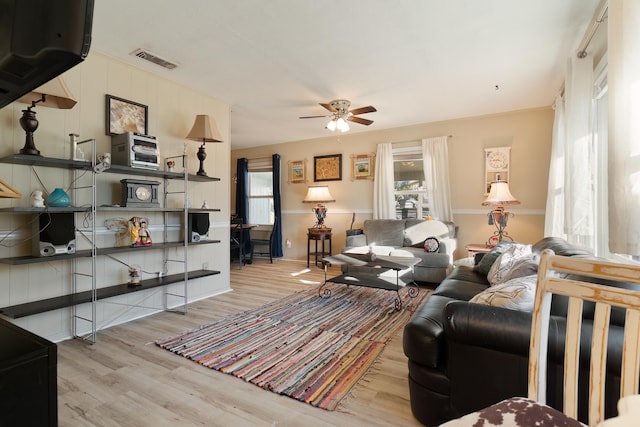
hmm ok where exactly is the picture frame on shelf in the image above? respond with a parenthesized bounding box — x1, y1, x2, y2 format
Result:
(106, 95, 149, 136)
(314, 154, 342, 182)
(350, 153, 375, 180)
(288, 159, 307, 184)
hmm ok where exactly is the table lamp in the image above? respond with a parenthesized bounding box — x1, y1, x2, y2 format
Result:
(186, 114, 223, 176)
(303, 185, 335, 229)
(482, 176, 520, 245)
(17, 76, 77, 156)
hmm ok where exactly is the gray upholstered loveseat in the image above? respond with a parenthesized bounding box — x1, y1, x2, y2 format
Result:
(342, 219, 457, 284)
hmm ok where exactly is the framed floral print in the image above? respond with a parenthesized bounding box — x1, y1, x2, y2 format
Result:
(313, 154, 342, 182)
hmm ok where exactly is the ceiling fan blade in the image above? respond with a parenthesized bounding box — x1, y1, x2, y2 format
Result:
(320, 102, 337, 112)
(349, 106, 377, 115)
(348, 116, 373, 126)
(299, 115, 329, 119)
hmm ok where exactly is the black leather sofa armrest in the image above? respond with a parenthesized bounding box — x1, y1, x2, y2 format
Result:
(443, 301, 533, 357)
(403, 295, 458, 368)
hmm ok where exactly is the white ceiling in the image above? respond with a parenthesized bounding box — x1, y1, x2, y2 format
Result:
(91, 1, 599, 150)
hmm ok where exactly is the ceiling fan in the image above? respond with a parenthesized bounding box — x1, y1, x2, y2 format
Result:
(299, 99, 376, 132)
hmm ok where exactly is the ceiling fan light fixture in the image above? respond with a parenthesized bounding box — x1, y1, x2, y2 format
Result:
(336, 117, 349, 132)
(326, 119, 337, 131)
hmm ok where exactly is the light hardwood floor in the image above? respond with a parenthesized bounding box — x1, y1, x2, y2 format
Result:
(57, 259, 425, 426)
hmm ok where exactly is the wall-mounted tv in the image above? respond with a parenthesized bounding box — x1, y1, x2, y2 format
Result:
(0, 0, 94, 109)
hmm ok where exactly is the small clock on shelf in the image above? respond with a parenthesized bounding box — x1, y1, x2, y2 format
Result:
(120, 179, 160, 207)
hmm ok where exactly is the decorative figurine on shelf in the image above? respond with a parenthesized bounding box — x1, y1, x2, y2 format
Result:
(128, 265, 141, 287)
(139, 218, 152, 245)
(166, 160, 175, 172)
(30, 190, 44, 207)
(129, 216, 152, 246)
(201, 200, 209, 209)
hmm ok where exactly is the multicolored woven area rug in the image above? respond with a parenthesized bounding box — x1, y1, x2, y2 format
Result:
(156, 284, 428, 410)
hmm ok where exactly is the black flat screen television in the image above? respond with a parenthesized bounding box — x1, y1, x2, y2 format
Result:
(0, 0, 94, 109)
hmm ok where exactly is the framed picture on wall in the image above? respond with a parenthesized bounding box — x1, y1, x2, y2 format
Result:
(484, 146, 511, 194)
(106, 95, 148, 136)
(288, 159, 307, 184)
(350, 153, 375, 180)
(314, 154, 342, 182)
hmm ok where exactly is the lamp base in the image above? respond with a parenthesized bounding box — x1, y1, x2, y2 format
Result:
(486, 207, 514, 246)
(196, 143, 207, 176)
(19, 108, 41, 156)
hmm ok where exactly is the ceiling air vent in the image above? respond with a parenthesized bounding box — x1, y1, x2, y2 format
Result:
(130, 49, 178, 70)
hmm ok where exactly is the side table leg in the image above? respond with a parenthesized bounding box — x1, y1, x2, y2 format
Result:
(394, 270, 402, 310)
(319, 261, 332, 298)
(407, 266, 420, 299)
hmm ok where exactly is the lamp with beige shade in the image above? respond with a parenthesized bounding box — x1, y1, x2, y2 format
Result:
(482, 175, 520, 245)
(303, 185, 335, 230)
(186, 114, 223, 176)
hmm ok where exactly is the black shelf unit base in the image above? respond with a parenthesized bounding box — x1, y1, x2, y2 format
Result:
(0, 270, 219, 319)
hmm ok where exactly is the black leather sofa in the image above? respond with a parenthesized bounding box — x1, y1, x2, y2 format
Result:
(402, 237, 639, 426)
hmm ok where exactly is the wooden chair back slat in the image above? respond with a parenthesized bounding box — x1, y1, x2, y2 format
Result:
(528, 249, 640, 426)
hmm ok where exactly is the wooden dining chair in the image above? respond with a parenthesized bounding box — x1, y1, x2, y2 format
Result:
(442, 249, 640, 427)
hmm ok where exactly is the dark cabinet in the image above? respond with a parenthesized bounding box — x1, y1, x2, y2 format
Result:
(0, 317, 57, 426)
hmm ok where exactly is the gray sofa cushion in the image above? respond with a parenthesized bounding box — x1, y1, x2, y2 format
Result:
(363, 219, 405, 247)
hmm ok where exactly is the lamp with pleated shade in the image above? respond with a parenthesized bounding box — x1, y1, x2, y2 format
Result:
(302, 185, 335, 229)
(186, 114, 223, 176)
(482, 175, 520, 245)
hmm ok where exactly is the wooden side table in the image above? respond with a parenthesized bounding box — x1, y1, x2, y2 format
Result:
(465, 243, 492, 258)
(308, 228, 332, 267)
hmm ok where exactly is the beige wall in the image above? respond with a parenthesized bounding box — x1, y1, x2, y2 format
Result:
(232, 107, 552, 262)
(0, 51, 231, 341)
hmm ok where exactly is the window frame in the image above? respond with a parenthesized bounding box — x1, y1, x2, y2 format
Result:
(247, 165, 274, 226)
(392, 145, 430, 219)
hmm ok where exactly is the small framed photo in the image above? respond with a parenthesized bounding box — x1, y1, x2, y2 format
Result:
(351, 153, 375, 180)
(106, 95, 148, 136)
(314, 154, 342, 182)
(288, 159, 307, 184)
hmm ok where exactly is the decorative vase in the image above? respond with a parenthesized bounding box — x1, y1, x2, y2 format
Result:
(47, 188, 71, 207)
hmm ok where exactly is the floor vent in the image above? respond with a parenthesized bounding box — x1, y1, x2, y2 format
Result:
(130, 49, 178, 70)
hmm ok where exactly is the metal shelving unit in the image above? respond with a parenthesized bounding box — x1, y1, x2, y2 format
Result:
(0, 153, 220, 343)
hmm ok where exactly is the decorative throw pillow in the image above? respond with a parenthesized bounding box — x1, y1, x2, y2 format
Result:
(469, 274, 538, 311)
(423, 237, 440, 252)
(473, 241, 514, 276)
(487, 244, 533, 285)
(498, 254, 539, 284)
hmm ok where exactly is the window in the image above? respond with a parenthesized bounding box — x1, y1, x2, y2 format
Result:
(247, 160, 274, 225)
(392, 146, 429, 219)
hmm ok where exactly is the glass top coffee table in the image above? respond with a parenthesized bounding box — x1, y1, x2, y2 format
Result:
(320, 253, 421, 309)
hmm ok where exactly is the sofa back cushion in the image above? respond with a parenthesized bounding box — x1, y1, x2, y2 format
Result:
(363, 219, 406, 247)
(403, 219, 451, 247)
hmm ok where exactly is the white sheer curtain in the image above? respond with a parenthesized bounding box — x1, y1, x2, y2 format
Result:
(373, 142, 395, 219)
(422, 136, 453, 221)
(546, 55, 594, 247)
(608, 0, 640, 256)
(544, 95, 567, 239)
(564, 55, 594, 246)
